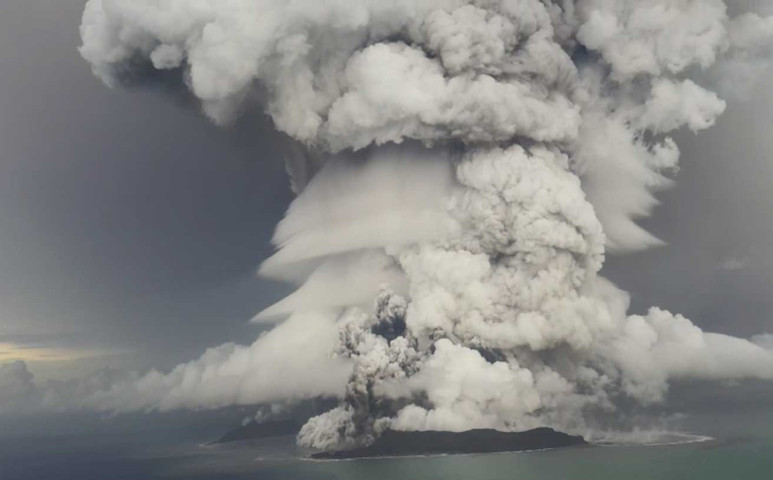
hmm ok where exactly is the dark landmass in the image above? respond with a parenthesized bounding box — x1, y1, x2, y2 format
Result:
(312, 427, 587, 459)
(213, 419, 300, 444)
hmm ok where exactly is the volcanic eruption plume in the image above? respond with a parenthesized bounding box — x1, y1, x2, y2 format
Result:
(76, 0, 773, 450)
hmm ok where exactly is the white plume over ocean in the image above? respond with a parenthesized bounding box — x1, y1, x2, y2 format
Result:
(4, 0, 772, 451)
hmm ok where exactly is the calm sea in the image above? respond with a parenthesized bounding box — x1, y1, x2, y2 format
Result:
(1, 411, 771, 480)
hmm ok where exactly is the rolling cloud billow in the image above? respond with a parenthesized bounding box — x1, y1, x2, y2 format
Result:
(21, 0, 769, 449)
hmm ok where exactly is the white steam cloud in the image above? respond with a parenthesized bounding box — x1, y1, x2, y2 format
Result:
(34, 0, 773, 450)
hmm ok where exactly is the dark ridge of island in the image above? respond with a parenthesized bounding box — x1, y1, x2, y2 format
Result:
(311, 427, 587, 459)
(213, 419, 301, 444)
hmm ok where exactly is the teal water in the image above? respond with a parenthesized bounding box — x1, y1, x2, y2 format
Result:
(255, 439, 771, 480)
(157, 412, 773, 480)
(1, 412, 771, 479)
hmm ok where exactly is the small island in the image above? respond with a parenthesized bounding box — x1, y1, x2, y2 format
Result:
(311, 427, 587, 459)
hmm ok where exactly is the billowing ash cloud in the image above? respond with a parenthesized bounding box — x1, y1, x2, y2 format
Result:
(72, 0, 773, 450)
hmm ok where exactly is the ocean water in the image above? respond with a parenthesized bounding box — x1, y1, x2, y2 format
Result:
(1, 412, 771, 480)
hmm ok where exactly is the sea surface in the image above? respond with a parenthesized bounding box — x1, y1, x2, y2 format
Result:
(1, 411, 771, 480)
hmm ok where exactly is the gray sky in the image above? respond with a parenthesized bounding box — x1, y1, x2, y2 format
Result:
(605, 91, 773, 339)
(0, 0, 771, 383)
(0, 0, 292, 379)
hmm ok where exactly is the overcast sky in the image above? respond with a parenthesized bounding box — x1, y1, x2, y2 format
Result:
(1, 0, 772, 382)
(0, 0, 293, 379)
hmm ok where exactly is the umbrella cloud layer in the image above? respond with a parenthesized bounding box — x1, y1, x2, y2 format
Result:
(49, 0, 773, 450)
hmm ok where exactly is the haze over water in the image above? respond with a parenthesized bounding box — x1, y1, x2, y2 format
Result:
(2, 410, 771, 480)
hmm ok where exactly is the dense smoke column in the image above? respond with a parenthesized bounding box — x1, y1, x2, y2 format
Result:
(79, 1, 773, 450)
